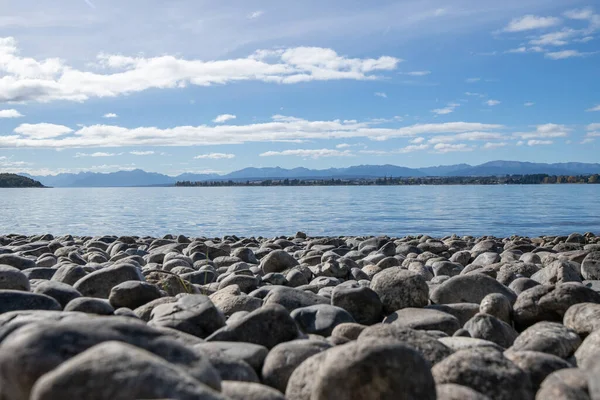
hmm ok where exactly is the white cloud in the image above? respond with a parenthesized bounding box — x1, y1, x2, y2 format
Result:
(506, 47, 528, 54)
(74, 152, 119, 157)
(466, 77, 481, 83)
(213, 114, 237, 123)
(402, 71, 431, 76)
(374, 92, 387, 98)
(432, 143, 473, 153)
(194, 153, 235, 159)
(516, 141, 524, 146)
(503, 15, 561, 32)
(409, 137, 425, 144)
(564, 8, 595, 21)
(432, 102, 461, 115)
(130, 151, 155, 156)
(486, 99, 501, 106)
(103, 113, 118, 118)
(14, 123, 73, 139)
(581, 138, 595, 144)
(248, 11, 264, 19)
(527, 139, 553, 146)
(0, 37, 401, 103)
(545, 50, 588, 59)
(336, 143, 351, 148)
(587, 105, 600, 112)
(0, 109, 23, 118)
(524, 102, 535, 107)
(515, 123, 571, 139)
(483, 142, 508, 149)
(0, 117, 503, 149)
(260, 149, 352, 158)
(530, 30, 576, 46)
(359, 144, 430, 155)
(588, 123, 600, 131)
(428, 132, 504, 144)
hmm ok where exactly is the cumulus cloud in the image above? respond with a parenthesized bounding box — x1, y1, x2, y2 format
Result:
(432, 102, 460, 115)
(530, 30, 576, 46)
(527, 139, 553, 146)
(503, 15, 561, 32)
(410, 137, 425, 144)
(432, 143, 473, 153)
(213, 114, 237, 123)
(259, 149, 352, 158)
(486, 99, 501, 106)
(103, 113, 118, 118)
(483, 142, 508, 149)
(0, 37, 400, 103)
(359, 144, 430, 155)
(515, 123, 571, 139)
(587, 105, 600, 112)
(194, 153, 235, 159)
(0, 109, 23, 118)
(402, 71, 431, 76)
(130, 151, 155, 156)
(13, 123, 73, 139)
(336, 143, 351, 148)
(0, 117, 503, 149)
(545, 50, 588, 59)
(428, 132, 504, 144)
(74, 152, 119, 157)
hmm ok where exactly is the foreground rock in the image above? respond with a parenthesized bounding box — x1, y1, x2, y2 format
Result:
(0, 232, 599, 399)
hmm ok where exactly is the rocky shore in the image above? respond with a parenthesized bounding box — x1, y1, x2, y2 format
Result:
(0, 232, 600, 399)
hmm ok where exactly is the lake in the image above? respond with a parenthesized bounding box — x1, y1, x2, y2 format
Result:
(0, 185, 598, 238)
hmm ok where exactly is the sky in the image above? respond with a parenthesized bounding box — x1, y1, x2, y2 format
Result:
(0, 0, 599, 177)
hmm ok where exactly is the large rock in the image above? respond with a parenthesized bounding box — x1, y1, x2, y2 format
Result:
(262, 286, 329, 312)
(0, 254, 36, 270)
(425, 303, 480, 326)
(463, 313, 518, 348)
(51, 264, 87, 285)
(222, 381, 286, 400)
(513, 283, 600, 329)
(432, 347, 534, 400)
(503, 350, 572, 391)
(0, 317, 221, 400)
(0, 290, 61, 314)
(207, 304, 300, 349)
(384, 307, 461, 336)
(32, 281, 82, 308)
(331, 283, 383, 325)
(430, 274, 517, 305)
(537, 368, 590, 400)
(261, 250, 299, 274)
(509, 322, 581, 359)
(194, 341, 268, 373)
(29, 341, 226, 400)
(64, 297, 114, 315)
(574, 329, 600, 369)
(436, 384, 491, 400)
(531, 260, 582, 285)
(149, 294, 226, 338)
(73, 264, 144, 298)
(371, 268, 429, 314)
(262, 339, 332, 393)
(582, 252, 600, 280)
(286, 340, 436, 400)
(108, 280, 162, 309)
(564, 302, 600, 336)
(358, 323, 453, 365)
(0, 265, 30, 291)
(291, 304, 355, 337)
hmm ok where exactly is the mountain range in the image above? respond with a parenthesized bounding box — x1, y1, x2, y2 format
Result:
(20, 161, 600, 187)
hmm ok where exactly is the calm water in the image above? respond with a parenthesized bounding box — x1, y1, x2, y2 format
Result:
(0, 185, 598, 238)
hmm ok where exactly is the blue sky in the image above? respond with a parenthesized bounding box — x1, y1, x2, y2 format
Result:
(0, 0, 598, 176)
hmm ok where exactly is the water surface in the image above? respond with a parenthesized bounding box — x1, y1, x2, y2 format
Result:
(0, 185, 598, 237)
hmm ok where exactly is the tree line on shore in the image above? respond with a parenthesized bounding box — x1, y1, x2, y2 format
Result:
(176, 173, 600, 187)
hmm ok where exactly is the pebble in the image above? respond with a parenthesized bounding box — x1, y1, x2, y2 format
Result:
(0, 232, 599, 398)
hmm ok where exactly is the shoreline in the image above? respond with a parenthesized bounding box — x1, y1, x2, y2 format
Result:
(0, 232, 599, 398)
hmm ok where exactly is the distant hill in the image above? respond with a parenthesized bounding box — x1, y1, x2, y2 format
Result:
(0, 173, 44, 188)
(24, 161, 600, 187)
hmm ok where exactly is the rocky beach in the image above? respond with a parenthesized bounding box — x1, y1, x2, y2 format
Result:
(0, 232, 599, 399)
